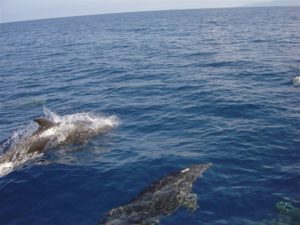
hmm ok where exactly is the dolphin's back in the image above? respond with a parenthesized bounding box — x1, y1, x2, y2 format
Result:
(101, 163, 212, 225)
(132, 163, 211, 202)
(26, 138, 50, 154)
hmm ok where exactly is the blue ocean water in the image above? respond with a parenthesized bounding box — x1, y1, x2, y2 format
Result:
(0, 6, 300, 225)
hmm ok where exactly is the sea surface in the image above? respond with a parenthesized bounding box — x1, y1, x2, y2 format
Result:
(0, 7, 300, 225)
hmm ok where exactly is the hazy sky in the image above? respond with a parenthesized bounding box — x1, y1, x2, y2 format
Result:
(0, 0, 298, 23)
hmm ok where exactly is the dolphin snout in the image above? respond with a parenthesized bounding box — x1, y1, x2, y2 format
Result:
(191, 163, 212, 174)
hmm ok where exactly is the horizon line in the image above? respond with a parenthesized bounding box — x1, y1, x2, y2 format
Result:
(0, 5, 299, 25)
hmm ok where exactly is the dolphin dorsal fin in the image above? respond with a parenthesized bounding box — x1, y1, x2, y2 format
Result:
(33, 118, 57, 130)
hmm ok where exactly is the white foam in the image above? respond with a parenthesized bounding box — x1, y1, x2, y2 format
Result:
(0, 162, 14, 176)
(44, 107, 119, 130)
(37, 108, 119, 144)
(45, 111, 119, 145)
(40, 127, 56, 137)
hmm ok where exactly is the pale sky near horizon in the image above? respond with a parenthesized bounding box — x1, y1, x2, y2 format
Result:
(0, 0, 298, 23)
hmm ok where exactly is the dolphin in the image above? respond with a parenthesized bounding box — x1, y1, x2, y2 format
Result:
(292, 76, 300, 87)
(0, 109, 118, 176)
(99, 163, 212, 225)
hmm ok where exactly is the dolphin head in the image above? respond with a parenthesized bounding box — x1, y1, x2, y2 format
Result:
(177, 163, 212, 186)
(188, 163, 212, 174)
(180, 163, 212, 177)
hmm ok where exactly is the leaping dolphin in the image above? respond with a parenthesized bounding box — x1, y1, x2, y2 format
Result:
(0, 108, 119, 176)
(99, 163, 212, 225)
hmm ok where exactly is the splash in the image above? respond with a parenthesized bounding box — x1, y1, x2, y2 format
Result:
(0, 107, 119, 177)
(43, 106, 61, 122)
(41, 107, 119, 146)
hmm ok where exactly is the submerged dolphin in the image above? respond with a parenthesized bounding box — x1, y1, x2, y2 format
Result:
(292, 76, 300, 87)
(99, 163, 212, 225)
(0, 109, 118, 176)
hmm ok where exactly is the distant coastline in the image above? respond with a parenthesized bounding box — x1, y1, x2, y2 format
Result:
(247, 0, 300, 7)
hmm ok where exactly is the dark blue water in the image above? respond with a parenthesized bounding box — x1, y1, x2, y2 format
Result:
(1, 7, 300, 225)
